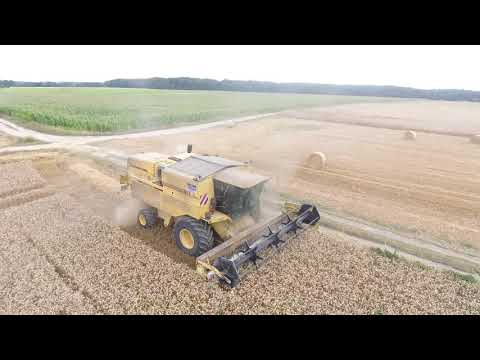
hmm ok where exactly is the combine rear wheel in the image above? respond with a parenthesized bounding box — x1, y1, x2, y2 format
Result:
(173, 216, 214, 257)
(137, 208, 158, 228)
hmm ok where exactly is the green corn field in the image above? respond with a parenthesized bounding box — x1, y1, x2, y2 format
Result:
(0, 87, 393, 134)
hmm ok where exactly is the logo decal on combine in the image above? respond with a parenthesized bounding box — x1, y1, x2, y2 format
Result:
(200, 193, 209, 206)
(187, 183, 197, 193)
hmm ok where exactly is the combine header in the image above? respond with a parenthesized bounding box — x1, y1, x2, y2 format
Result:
(197, 203, 320, 287)
(120, 145, 320, 287)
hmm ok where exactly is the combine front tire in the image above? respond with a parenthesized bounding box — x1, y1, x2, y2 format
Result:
(173, 216, 214, 257)
(137, 208, 158, 228)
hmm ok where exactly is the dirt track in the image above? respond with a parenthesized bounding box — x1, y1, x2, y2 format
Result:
(0, 157, 479, 314)
(0, 112, 278, 146)
(0, 133, 15, 148)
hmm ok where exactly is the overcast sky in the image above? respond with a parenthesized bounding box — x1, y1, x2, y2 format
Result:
(1, 45, 479, 90)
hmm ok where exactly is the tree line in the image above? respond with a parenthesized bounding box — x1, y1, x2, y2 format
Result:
(1, 77, 480, 102)
(0, 80, 15, 88)
(1, 81, 104, 88)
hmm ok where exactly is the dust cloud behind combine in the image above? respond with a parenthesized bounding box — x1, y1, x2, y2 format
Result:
(112, 197, 144, 227)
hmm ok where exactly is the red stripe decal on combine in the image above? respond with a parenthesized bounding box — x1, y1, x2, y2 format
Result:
(200, 194, 208, 206)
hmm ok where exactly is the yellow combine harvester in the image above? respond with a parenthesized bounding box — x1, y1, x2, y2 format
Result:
(120, 145, 320, 287)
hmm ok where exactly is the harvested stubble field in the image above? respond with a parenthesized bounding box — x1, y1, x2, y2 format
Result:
(286, 100, 480, 135)
(0, 156, 479, 314)
(93, 104, 480, 253)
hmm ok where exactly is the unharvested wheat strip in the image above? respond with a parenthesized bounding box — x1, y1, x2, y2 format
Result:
(0, 183, 46, 200)
(0, 152, 57, 165)
(68, 162, 120, 193)
(0, 187, 55, 210)
(0, 161, 46, 198)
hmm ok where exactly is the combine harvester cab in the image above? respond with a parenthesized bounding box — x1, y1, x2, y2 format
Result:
(121, 146, 320, 288)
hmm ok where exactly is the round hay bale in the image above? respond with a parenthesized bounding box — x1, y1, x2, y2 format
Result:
(404, 130, 417, 141)
(306, 152, 327, 170)
(470, 134, 480, 144)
